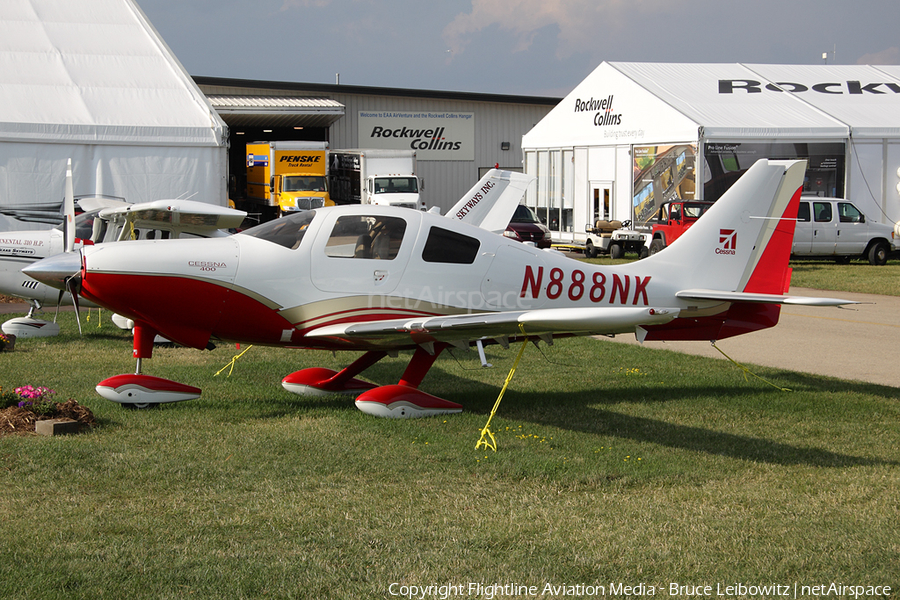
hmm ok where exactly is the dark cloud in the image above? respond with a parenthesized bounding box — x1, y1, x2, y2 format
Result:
(135, 0, 900, 95)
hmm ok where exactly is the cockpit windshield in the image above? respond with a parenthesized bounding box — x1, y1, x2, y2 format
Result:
(283, 176, 326, 193)
(373, 177, 418, 194)
(53, 209, 106, 242)
(240, 210, 317, 250)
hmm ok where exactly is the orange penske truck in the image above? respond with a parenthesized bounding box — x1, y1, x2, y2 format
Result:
(245, 141, 331, 217)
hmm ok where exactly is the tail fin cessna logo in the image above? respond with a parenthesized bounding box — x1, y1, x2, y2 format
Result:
(717, 229, 737, 255)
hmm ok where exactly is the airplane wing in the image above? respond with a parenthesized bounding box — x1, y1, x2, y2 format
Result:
(676, 289, 858, 307)
(446, 169, 535, 233)
(99, 199, 247, 235)
(305, 306, 680, 348)
(76, 196, 130, 213)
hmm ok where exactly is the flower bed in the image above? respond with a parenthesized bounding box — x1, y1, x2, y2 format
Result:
(0, 386, 96, 435)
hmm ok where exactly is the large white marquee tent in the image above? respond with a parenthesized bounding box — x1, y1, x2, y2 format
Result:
(0, 0, 227, 230)
(523, 62, 900, 243)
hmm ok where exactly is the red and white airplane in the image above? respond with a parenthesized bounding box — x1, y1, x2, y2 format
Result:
(25, 160, 852, 415)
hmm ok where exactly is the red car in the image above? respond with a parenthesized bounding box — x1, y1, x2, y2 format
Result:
(504, 204, 552, 248)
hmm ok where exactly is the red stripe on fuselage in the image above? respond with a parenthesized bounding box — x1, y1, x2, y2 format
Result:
(81, 273, 295, 348)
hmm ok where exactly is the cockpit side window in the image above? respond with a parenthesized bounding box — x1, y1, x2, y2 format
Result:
(240, 210, 316, 250)
(325, 215, 407, 260)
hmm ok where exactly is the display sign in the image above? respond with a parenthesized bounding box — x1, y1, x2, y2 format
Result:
(357, 111, 474, 161)
(704, 142, 845, 200)
(632, 144, 697, 225)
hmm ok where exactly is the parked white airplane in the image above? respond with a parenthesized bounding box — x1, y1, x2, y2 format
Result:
(25, 161, 852, 415)
(0, 161, 247, 337)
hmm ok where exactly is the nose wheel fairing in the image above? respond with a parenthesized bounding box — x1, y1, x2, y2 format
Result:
(96, 374, 202, 407)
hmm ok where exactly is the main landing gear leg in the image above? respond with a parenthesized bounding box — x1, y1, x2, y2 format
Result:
(281, 351, 387, 396)
(355, 343, 463, 419)
(95, 322, 201, 409)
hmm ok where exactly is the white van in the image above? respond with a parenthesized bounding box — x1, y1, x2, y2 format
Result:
(792, 197, 899, 265)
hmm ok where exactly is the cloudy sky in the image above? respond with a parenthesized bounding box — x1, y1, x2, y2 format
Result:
(136, 0, 900, 98)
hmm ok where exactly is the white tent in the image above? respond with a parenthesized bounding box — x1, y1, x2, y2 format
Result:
(523, 62, 900, 242)
(0, 0, 227, 230)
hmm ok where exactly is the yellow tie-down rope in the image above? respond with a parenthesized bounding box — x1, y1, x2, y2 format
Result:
(215, 344, 254, 378)
(476, 324, 529, 452)
(710, 341, 792, 392)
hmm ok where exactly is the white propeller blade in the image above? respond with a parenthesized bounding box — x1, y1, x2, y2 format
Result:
(64, 158, 75, 253)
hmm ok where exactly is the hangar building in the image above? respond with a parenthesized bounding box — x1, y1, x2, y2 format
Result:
(522, 62, 900, 244)
(0, 0, 227, 230)
(0, 0, 556, 230)
(195, 77, 558, 213)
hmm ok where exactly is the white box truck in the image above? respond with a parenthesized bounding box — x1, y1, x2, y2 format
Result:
(328, 149, 424, 210)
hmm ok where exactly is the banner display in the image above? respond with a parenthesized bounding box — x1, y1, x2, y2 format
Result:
(358, 111, 475, 161)
(632, 144, 697, 225)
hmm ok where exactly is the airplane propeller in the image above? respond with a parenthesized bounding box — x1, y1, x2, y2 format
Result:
(53, 158, 82, 333)
(25, 250, 84, 334)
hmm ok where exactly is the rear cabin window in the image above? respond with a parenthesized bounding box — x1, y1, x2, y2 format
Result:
(422, 226, 480, 264)
(814, 202, 833, 223)
(797, 202, 810, 222)
(325, 215, 407, 260)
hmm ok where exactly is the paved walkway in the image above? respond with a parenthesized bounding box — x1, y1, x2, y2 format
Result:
(606, 288, 900, 389)
(0, 303, 72, 314)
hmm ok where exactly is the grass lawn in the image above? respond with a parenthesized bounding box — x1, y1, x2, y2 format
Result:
(1, 311, 898, 599)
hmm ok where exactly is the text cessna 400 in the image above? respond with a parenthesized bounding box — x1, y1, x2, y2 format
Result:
(1, 160, 247, 338)
(25, 161, 853, 416)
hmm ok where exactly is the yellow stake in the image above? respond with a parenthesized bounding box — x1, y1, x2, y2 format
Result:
(85, 308, 102, 328)
(476, 324, 529, 452)
(215, 345, 254, 377)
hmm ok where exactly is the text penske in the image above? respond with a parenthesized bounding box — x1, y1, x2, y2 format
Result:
(278, 155, 320, 163)
(520, 266, 650, 305)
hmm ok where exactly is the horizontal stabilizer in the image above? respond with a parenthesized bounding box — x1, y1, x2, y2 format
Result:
(676, 289, 858, 307)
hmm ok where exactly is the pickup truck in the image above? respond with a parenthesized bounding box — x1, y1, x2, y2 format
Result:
(647, 200, 714, 255)
(792, 197, 899, 265)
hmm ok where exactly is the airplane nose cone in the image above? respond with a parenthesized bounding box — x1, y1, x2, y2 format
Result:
(22, 251, 82, 291)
